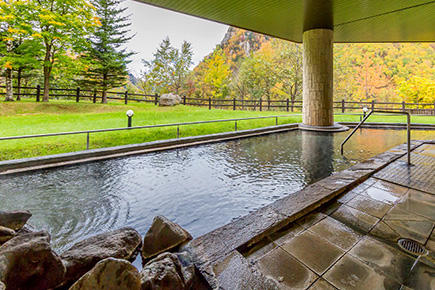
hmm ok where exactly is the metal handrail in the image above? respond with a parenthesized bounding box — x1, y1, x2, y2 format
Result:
(0, 114, 295, 150)
(340, 110, 411, 165)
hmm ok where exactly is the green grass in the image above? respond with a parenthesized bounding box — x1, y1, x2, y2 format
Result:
(334, 114, 435, 124)
(0, 99, 434, 161)
(0, 99, 299, 160)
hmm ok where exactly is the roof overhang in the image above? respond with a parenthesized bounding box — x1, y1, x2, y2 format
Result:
(135, 0, 435, 43)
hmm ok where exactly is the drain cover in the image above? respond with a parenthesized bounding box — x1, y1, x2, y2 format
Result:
(398, 238, 428, 255)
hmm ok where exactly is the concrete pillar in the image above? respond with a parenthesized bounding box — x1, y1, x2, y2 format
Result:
(302, 28, 334, 127)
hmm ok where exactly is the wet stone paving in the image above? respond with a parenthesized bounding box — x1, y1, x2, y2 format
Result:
(240, 144, 435, 289)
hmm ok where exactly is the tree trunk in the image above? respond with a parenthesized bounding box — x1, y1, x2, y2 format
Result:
(5, 67, 14, 101)
(42, 45, 52, 102)
(102, 74, 107, 103)
(43, 66, 50, 102)
(5, 39, 13, 101)
(102, 90, 107, 104)
(16, 67, 22, 101)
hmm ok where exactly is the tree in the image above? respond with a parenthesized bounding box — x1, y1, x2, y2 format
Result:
(397, 76, 435, 104)
(354, 53, 391, 101)
(80, 0, 134, 103)
(0, 0, 35, 101)
(194, 47, 231, 99)
(141, 37, 193, 95)
(11, 36, 41, 100)
(269, 39, 302, 103)
(238, 52, 275, 100)
(33, 0, 97, 102)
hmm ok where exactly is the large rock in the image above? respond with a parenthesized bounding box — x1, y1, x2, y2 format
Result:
(0, 231, 65, 290)
(159, 93, 182, 106)
(0, 210, 32, 231)
(15, 225, 34, 236)
(142, 215, 192, 260)
(140, 252, 195, 290)
(0, 226, 16, 244)
(69, 258, 141, 290)
(0, 230, 50, 250)
(60, 227, 142, 286)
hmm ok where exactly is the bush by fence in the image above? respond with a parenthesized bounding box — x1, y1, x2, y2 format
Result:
(1, 85, 435, 115)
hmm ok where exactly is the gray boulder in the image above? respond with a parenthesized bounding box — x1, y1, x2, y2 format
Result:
(0, 231, 65, 290)
(142, 215, 192, 260)
(0, 226, 16, 244)
(140, 252, 195, 290)
(60, 227, 142, 286)
(0, 210, 32, 231)
(69, 258, 141, 290)
(159, 93, 182, 106)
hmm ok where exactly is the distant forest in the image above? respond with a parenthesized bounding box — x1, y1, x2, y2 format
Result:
(141, 27, 435, 104)
(2, 0, 435, 104)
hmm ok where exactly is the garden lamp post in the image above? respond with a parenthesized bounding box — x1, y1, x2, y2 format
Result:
(126, 110, 134, 127)
(363, 107, 368, 118)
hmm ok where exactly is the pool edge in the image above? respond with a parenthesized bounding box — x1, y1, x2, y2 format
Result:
(0, 123, 299, 175)
(184, 140, 429, 287)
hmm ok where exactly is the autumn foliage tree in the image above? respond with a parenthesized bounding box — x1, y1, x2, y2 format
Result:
(236, 39, 302, 103)
(34, 0, 98, 102)
(0, 0, 36, 101)
(194, 47, 231, 99)
(334, 43, 435, 104)
(397, 76, 435, 104)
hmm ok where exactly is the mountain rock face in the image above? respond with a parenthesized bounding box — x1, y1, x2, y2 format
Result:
(195, 26, 271, 72)
(220, 27, 270, 61)
(219, 27, 270, 70)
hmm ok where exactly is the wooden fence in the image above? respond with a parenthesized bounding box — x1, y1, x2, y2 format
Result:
(1, 85, 435, 115)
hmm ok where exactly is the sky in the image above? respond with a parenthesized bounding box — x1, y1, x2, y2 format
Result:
(122, 1, 229, 77)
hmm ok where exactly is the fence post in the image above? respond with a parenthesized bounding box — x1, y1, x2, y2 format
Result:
(433, 102, 435, 115)
(36, 85, 40, 102)
(154, 94, 158, 105)
(124, 91, 128, 104)
(342, 99, 345, 113)
(208, 97, 211, 110)
(183, 96, 186, 105)
(402, 101, 405, 112)
(259, 98, 262, 111)
(286, 98, 289, 112)
(291, 99, 294, 112)
(371, 100, 375, 110)
(93, 90, 97, 103)
(268, 99, 271, 111)
(233, 98, 236, 110)
(76, 87, 80, 102)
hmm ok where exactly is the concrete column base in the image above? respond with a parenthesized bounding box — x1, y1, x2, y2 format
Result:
(299, 123, 349, 132)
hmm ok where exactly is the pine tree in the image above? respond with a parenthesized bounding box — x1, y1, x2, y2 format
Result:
(141, 37, 193, 95)
(81, 0, 134, 103)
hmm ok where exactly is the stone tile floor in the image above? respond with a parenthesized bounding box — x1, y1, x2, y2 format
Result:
(241, 144, 435, 289)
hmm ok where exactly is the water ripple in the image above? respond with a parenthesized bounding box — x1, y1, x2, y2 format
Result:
(0, 129, 433, 252)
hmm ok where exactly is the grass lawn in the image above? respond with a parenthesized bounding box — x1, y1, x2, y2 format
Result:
(0, 99, 434, 161)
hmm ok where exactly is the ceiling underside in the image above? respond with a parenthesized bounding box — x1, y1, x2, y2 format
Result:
(135, 0, 435, 43)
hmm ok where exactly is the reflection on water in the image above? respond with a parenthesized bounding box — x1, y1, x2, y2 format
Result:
(0, 129, 433, 251)
(301, 131, 334, 183)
